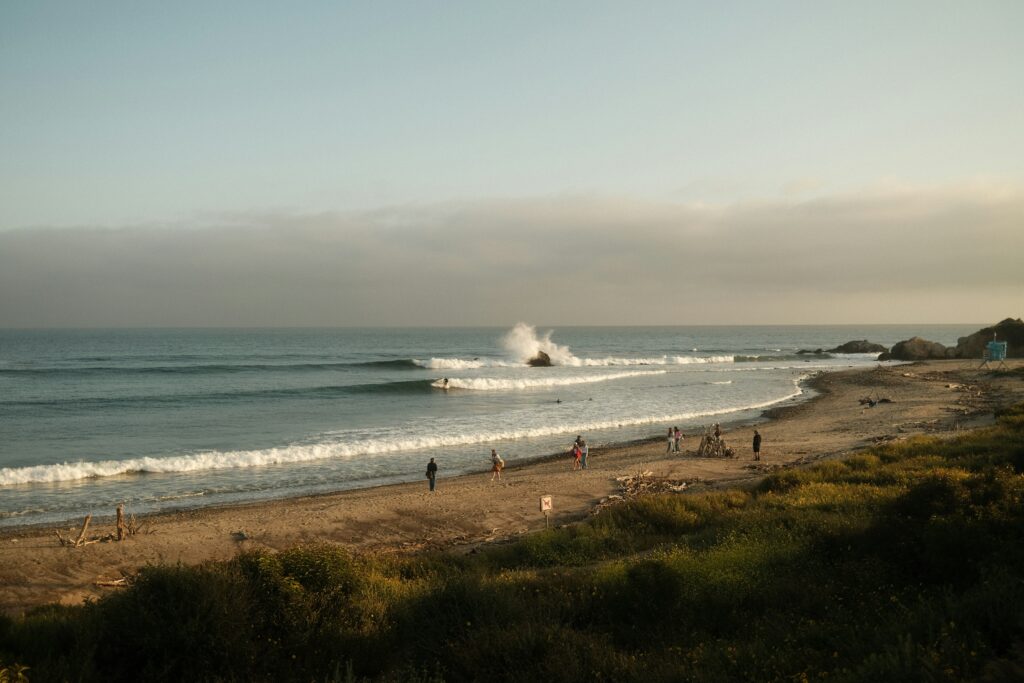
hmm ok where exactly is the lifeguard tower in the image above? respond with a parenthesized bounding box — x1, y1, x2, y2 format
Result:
(979, 337, 1008, 371)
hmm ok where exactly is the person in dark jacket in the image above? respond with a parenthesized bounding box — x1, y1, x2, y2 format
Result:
(426, 458, 438, 492)
(752, 430, 762, 461)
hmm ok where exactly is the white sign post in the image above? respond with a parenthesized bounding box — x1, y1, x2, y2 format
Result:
(539, 495, 552, 528)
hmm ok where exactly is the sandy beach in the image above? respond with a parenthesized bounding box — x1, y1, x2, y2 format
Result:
(2, 359, 1022, 616)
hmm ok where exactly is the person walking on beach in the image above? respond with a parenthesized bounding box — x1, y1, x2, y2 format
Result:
(752, 430, 762, 461)
(571, 442, 582, 470)
(490, 449, 504, 481)
(580, 438, 589, 470)
(426, 457, 438, 492)
(673, 426, 682, 453)
(667, 427, 674, 453)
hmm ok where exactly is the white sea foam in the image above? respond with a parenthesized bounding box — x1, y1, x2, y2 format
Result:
(414, 358, 516, 369)
(431, 370, 665, 391)
(0, 380, 804, 487)
(502, 322, 579, 365)
(420, 353, 736, 369)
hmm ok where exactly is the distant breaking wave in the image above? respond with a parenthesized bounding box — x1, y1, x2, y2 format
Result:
(413, 358, 517, 369)
(415, 354, 736, 369)
(1, 380, 439, 409)
(431, 370, 666, 391)
(734, 353, 835, 362)
(0, 359, 423, 377)
(0, 380, 804, 487)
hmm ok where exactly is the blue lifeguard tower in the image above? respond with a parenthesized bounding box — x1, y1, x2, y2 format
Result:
(979, 338, 1008, 370)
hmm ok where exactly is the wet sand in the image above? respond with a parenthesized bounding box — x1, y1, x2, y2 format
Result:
(2, 359, 1022, 616)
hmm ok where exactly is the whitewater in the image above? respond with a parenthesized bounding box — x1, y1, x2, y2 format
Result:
(0, 323, 981, 526)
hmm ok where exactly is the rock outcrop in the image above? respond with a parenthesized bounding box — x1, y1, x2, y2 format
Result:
(954, 318, 1024, 359)
(828, 340, 887, 354)
(527, 350, 552, 367)
(878, 337, 954, 361)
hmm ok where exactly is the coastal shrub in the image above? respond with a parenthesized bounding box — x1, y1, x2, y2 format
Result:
(88, 562, 258, 683)
(4, 402, 1024, 681)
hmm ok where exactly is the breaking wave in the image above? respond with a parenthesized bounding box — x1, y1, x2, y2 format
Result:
(0, 380, 804, 487)
(430, 370, 665, 391)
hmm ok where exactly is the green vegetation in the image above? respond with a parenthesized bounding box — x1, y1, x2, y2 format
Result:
(4, 405, 1024, 682)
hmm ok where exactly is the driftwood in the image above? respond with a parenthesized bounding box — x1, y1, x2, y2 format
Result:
(56, 506, 147, 548)
(696, 424, 735, 458)
(74, 515, 92, 547)
(116, 504, 126, 541)
(592, 470, 696, 514)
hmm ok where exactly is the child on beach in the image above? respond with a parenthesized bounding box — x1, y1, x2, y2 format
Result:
(753, 430, 762, 461)
(490, 449, 504, 481)
(673, 426, 682, 453)
(572, 443, 582, 470)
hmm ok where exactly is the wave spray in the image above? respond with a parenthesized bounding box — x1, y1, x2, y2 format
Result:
(501, 323, 578, 365)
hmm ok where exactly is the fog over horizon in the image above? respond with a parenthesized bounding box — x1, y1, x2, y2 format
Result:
(2, 182, 1020, 328)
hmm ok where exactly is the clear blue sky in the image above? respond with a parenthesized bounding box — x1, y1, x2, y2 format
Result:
(3, 1, 1021, 227)
(1, 2, 1022, 326)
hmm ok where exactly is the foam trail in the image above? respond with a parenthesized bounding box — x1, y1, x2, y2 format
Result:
(0, 379, 805, 487)
(431, 370, 665, 391)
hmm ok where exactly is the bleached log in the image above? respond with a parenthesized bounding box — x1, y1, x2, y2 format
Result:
(74, 515, 92, 548)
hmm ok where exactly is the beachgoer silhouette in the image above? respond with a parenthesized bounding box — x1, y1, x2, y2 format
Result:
(426, 457, 438, 491)
(753, 430, 762, 461)
(490, 449, 504, 481)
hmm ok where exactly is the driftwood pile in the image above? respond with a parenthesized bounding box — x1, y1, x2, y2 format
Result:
(55, 504, 145, 548)
(696, 424, 735, 458)
(592, 470, 696, 514)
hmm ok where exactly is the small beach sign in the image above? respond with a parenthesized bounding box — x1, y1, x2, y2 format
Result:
(540, 495, 553, 528)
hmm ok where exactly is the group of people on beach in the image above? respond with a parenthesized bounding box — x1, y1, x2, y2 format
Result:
(667, 426, 684, 453)
(667, 424, 763, 460)
(423, 447, 506, 492)
(424, 426, 762, 493)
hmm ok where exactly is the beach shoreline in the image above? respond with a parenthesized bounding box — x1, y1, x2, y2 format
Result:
(0, 367, 822, 536)
(2, 359, 1021, 615)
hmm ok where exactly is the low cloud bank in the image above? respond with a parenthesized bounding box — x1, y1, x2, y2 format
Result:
(1, 184, 1021, 326)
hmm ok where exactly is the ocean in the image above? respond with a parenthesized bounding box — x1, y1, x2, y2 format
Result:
(0, 323, 980, 528)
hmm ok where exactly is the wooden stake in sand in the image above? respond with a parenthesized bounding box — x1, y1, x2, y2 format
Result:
(74, 515, 92, 548)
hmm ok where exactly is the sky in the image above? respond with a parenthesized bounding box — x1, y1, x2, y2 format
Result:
(1, 1, 1022, 326)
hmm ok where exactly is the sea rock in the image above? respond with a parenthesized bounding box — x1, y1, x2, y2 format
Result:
(954, 318, 1024, 359)
(796, 348, 827, 355)
(878, 337, 954, 361)
(828, 340, 887, 354)
(527, 350, 552, 367)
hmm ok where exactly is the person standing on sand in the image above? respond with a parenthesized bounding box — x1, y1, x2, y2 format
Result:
(490, 449, 504, 481)
(580, 439, 589, 469)
(667, 427, 674, 453)
(753, 430, 762, 461)
(426, 457, 438, 492)
(571, 442, 582, 470)
(673, 426, 682, 453)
